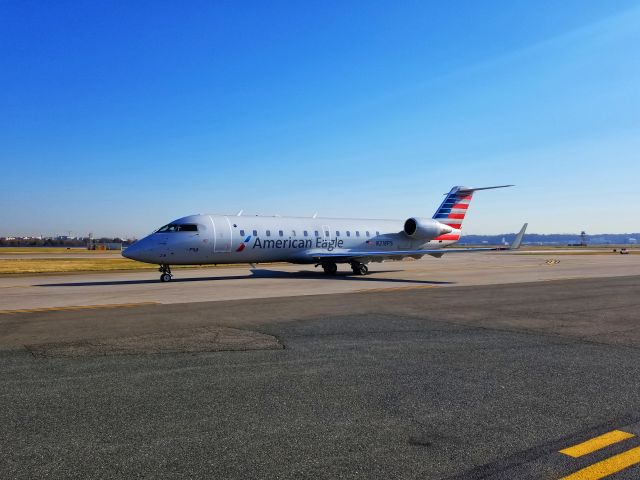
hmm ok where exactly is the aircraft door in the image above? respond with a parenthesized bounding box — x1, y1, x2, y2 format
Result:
(212, 216, 233, 253)
(321, 224, 331, 242)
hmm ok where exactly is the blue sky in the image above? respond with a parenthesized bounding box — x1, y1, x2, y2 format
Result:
(1, 1, 639, 238)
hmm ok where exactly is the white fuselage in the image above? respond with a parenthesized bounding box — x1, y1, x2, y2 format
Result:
(123, 214, 460, 265)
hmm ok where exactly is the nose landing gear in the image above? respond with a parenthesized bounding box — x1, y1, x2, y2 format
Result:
(159, 264, 173, 282)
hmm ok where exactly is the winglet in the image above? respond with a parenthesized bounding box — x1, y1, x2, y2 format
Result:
(510, 223, 528, 250)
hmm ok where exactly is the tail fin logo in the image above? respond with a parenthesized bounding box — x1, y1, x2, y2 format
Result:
(433, 185, 512, 231)
(433, 187, 473, 230)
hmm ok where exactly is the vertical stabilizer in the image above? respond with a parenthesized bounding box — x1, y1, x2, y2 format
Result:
(433, 185, 513, 230)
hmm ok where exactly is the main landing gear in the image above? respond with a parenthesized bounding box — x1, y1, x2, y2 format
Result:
(351, 262, 368, 276)
(318, 262, 369, 275)
(322, 262, 338, 275)
(159, 264, 173, 282)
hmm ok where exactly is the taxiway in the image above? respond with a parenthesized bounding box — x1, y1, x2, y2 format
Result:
(1, 253, 640, 479)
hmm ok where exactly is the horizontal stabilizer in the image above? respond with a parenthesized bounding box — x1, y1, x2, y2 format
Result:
(457, 185, 514, 193)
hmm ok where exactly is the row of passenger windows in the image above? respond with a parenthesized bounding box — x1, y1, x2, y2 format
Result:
(240, 229, 380, 238)
(155, 223, 381, 237)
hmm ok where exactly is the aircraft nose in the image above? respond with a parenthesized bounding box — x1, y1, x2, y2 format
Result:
(122, 236, 159, 263)
(122, 242, 141, 260)
(122, 238, 151, 261)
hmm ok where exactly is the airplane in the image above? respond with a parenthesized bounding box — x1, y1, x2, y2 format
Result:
(122, 185, 527, 282)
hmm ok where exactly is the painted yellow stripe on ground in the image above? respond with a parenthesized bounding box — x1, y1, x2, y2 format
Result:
(559, 446, 640, 480)
(560, 430, 635, 458)
(0, 302, 160, 315)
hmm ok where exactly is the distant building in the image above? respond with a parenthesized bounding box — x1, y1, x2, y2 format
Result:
(568, 230, 588, 247)
(90, 242, 122, 251)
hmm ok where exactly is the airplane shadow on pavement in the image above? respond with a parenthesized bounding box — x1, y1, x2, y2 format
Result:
(34, 268, 455, 287)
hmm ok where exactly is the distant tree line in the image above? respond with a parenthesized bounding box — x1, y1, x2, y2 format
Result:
(459, 233, 640, 245)
(0, 237, 134, 247)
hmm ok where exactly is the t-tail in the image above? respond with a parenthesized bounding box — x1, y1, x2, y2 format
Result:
(433, 185, 514, 231)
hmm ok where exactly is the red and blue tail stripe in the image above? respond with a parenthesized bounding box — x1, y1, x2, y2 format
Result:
(432, 185, 513, 241)
(432, 186, 474, 241)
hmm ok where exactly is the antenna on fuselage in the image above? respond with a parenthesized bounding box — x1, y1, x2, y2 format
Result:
(312, 212, 318, 218)
(236, 209, 243, 216)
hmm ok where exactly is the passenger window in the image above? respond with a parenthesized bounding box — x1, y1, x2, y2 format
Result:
(303, 230, 308, 237)
(346, 231, 351, 237)
(240, 230, 245, 236)
(356, 231, 360, 237)
(279, 230, 284, 237)
(266, 230, 271, 236)
(315, 230, 319, 237)
(324, 230, 329, 237)
(253, 230, 257, 237)
(336, 231, 340, 236)
(376, 231, 380, 236)
(366, 231, 370, 237)
(292, 230, 296, 236)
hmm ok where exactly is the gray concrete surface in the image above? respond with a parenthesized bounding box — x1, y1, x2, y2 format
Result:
(2, 275, 640, 479)
(1, 252, 639, 311)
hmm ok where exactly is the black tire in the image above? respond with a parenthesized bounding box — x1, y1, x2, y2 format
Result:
(351, 263, 368, 275)
(160, 273, 172, 282)
(323, 263, 338, 275)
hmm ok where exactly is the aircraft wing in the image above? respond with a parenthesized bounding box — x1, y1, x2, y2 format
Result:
(311, 223, 528, 261)
(311, 246, 497, 260)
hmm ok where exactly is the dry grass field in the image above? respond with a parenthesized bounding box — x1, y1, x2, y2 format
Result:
(0, 258, 156, 274)
(0, 247, 122, 254)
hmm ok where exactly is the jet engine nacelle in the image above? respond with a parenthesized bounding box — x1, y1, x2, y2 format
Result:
(403, 217, 453, 240)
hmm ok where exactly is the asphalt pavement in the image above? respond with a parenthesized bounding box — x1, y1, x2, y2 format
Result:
(2, 275, 640, 479)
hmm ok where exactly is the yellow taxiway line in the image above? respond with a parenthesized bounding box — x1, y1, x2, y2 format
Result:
(559, 446, 640, 480)
(0, 302, 160, 315)
(560, 430, 635, 458)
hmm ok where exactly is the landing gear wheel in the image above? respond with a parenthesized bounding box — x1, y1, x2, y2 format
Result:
(322, 263, 338, 275)
(351, 263, 369, 275)
(159, 264, 173, 282)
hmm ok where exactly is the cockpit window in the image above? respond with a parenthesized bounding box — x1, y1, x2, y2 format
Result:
(179, 224, 198, 231)
(156, 223, 198, 232)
